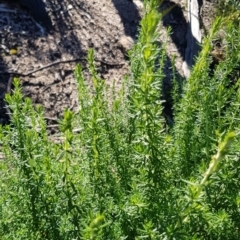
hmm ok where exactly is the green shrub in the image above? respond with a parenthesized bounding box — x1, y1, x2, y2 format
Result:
(0, 0, 239, 239)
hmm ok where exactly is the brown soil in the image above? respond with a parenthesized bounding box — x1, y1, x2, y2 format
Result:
(0, 0, 216, 131)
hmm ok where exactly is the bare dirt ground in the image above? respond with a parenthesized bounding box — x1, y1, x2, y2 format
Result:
(0, 0, 216, 132)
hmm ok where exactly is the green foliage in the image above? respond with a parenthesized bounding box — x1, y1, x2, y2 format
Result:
(217, 0, 240, 25)
(0, 0, 240, 239)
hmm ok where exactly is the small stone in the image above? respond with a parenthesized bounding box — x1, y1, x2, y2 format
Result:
(67, 4, 73, 10)
(118, 36, 135, 54)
